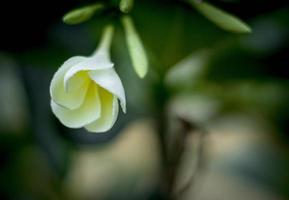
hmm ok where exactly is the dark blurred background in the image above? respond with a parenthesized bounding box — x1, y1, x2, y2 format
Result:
(0, 0, 289, 199)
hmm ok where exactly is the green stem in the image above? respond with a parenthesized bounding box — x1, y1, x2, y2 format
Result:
(93, 24, 114, 56)
(152, 71, 172, 199)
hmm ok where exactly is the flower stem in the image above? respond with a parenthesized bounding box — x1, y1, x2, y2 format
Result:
(93, 24, 114, 56)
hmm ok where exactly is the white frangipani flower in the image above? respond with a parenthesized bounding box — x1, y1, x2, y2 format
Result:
(50, 25, 126, 133)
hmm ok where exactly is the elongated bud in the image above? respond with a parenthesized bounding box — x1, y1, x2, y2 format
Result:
(119, 0, 134, 13)
(63, 3, 104, 25)
(122, 16, 148, 78)
(191, 1, 251, 33)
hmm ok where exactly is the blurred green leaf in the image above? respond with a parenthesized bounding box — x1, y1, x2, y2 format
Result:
(63, 3, 104, 25)
(165, 49, 210, 90)
(122, 16, 148, 78)
(189, 1, 251, 33)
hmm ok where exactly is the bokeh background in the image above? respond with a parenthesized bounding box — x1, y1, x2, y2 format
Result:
(0, 0, 289, 199)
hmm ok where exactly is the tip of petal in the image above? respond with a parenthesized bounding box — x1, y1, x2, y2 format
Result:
(121, 102, 127, 113)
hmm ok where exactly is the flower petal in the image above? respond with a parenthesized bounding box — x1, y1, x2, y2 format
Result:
(89, 68, 126, 113)
(51, 84, 101, 128)
(50, 56, 90, 109)
(84, 87, 119, 133)
(64, 71, 90, 93)
(63, 53, 114, 90)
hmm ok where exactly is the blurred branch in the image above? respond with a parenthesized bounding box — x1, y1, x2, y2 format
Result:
(175, 122, 208, 199)
(164, 115, 208, 200)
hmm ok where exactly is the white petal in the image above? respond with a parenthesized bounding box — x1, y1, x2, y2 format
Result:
(51, 84, 101, 128)
(64, 71, 90, 93)
(85, 87, 119, 133)
(63, 53, 114, 90)
(50, 56, 89, 109)
(89, 68, 126, 113)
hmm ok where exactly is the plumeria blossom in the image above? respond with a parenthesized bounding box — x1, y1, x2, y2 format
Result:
(50, 25, 126, 133)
